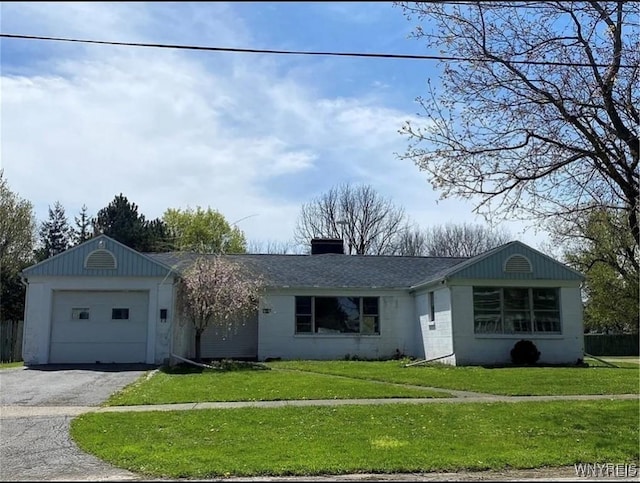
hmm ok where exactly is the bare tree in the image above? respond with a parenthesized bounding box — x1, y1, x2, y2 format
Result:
(395, 222, 510, 257)
(294, 183, 407, 255)
(423, 223, 511, 257)
(393, 226, 429, 256)
(247, 239, 304, 254)
(176, 256, 263, 362)
(397, 2, 639, 250)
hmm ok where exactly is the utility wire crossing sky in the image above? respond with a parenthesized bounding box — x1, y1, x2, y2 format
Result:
(0, 33, 631, 68)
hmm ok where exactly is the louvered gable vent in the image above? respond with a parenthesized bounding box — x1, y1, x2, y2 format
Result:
(504, 254, 532, 273)
(85, 250, 117, 270)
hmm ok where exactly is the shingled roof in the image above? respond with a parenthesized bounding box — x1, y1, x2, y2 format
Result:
(146, 252, 469, 290)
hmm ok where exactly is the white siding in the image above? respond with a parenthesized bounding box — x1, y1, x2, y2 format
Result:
(201, 312, 258, 359)
(155, 282, 174, 365)
(450, 283, 584, 365)
(22, 282, 50, 365)
(414, 287, 456, 365)
(258, 289, 416, 361)
(171, 316, 194, 361)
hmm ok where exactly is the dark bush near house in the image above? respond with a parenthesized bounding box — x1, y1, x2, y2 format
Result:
(510, 339, 541, 365)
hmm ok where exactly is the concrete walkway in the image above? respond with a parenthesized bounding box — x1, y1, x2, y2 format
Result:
(2, 393, 637, 419)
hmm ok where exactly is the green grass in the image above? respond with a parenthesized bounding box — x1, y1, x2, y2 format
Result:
(269, 360, 640, 396)
(71, 399, 639, 478)
(106, 365, 449, 406)
(0, 361, 23, 370)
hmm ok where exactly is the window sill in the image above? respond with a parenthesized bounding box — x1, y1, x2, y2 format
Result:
(474, 333, 564, 339)
(294, 334, 381, 338)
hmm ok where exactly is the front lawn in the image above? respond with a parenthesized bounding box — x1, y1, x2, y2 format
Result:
(106, 364, 449, 406)
(0, 361, 23, 370)
(71, 399, 639, 478)
(270, 360, 640, 396)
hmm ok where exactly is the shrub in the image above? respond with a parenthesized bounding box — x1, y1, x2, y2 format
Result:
(510, 339, 541, 365)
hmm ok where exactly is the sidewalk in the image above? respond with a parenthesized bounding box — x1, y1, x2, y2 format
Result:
(2, 392, 637, 418)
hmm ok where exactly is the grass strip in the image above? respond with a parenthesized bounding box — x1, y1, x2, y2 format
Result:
(270, 360, 640, 396)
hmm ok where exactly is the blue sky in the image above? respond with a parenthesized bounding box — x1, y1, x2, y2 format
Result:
(1, 2, 550, 250)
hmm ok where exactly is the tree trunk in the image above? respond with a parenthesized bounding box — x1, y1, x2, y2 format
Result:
(195, 329, 203, 363)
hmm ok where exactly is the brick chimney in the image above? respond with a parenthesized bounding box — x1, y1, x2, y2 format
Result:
(310, 238, 344, 255)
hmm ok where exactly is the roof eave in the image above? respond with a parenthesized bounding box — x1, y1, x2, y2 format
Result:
(409, 277, 446, 292)
(264, 285, 412, 291)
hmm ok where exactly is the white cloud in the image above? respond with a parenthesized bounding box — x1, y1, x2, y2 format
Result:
(1, 2, 548, 250)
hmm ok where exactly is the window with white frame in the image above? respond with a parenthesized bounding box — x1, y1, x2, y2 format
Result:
(295, 296, 380, 335)
(71, 308, 90, 320)
(428, 291, 435, 322)
(473, 287, 561, 334)
(111, 308, 130, 320)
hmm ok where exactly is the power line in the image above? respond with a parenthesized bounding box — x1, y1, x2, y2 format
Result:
(0, 33, 633, 69)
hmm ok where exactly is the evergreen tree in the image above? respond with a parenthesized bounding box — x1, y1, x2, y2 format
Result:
(93, 194, 169, 252)
(147, 218, 172, 252)
(73, 204, 92, 245)
(36, 201, 71, 261)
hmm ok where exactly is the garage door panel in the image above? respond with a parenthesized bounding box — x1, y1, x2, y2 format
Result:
(51, 321, 147, 344)
(49, 342, 147, 364)
(50, 290, 149, 364)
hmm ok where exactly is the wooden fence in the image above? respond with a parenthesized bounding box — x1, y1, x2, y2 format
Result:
(0, 320, 23, 362)
(584, 333, 639, 356)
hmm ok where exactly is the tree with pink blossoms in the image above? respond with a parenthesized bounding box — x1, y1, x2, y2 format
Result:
(176, 256, 263, 362)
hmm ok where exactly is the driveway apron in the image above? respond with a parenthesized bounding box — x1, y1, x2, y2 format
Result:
(1, 364, 150, 481)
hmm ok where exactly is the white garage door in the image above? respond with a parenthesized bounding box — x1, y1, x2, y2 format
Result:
(50, 290, 149, 364)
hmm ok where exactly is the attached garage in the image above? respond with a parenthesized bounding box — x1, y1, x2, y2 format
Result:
(49, 290, 149, 364)
(21, 235, 177, 366)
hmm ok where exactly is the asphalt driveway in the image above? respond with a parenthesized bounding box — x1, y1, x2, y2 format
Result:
(0, 364, 152, 481)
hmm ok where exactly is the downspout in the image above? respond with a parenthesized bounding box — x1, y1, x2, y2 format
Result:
(170, 352, 217, 369)
(404, 351, 455, 367)
(446, 277, 457, 365)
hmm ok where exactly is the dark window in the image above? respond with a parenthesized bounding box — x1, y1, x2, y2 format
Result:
(428, 291, 435, 322)
(503, 288, 531, 333)
(71, 308, 90, 320)
(315, 297, 360, 334)
(362, 297, 379, 335)
(295, 296, 312, 333)
(294, 296, 380, 335)
(532, 288, 561, 332)
(112, 308, 129, 320)
(473, 287, 502, 333)
(473, 287, 561, 334)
